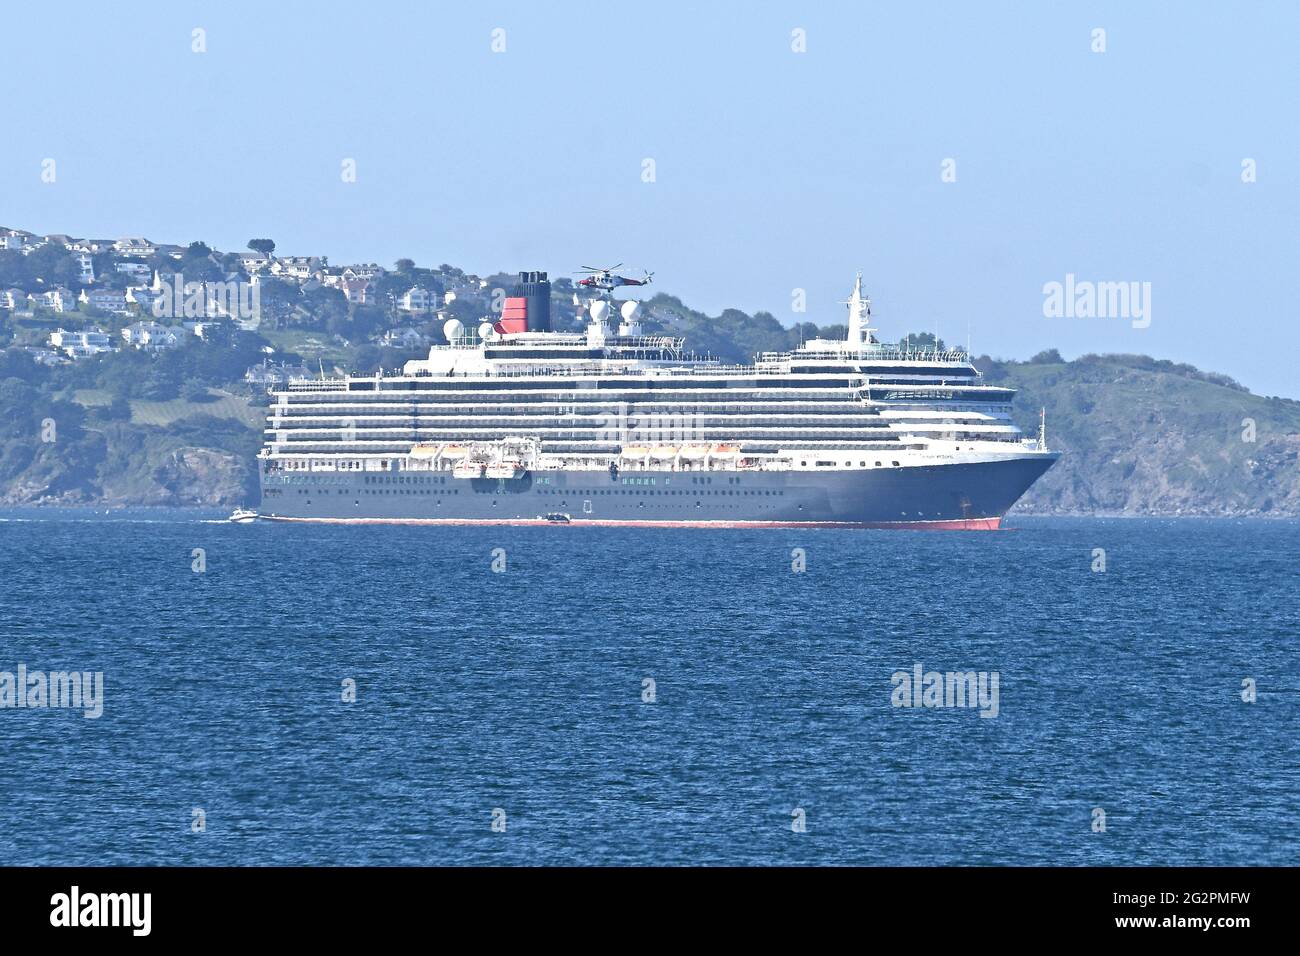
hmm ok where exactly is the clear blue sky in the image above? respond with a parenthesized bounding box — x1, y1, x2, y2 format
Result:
(4, 1, 1297, 396)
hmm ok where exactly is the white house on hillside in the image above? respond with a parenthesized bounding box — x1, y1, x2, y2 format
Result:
(68, 239, 116, 255)
(245, 359, 312, 385)
(270, 256, 326, 280)
(115, 261, 152, 281)
(340, 277, 371, 305)
(399, 287, 436, 313)
(41, 288, 79, 313)
(125, 286, 161, 311)
(79, 288, 129, 315)
(50, 327, 117, 358)
(121, 320, 183, 351)
(238, 251, 273, 273)
(113, 237, 156, 257)
(380, 327, 431, 348)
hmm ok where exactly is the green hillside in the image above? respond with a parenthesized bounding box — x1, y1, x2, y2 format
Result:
(991, 355, 1300, 516)
(0, 343, 264, 507)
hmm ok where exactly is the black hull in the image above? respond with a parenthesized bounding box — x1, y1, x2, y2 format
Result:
(258, 454, 1058, 529)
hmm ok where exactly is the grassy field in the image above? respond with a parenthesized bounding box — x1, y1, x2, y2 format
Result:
(73, 388, 265, 428)
(260, 330, 356, 367)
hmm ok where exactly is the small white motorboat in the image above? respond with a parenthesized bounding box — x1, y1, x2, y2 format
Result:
(228, 508, 258, 524)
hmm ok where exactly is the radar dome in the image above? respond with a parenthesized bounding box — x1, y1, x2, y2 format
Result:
(620, 300, 640, 322)
(442, 318, 464, 343)
(588, 300, 609, 323)
(477, 322, 495, 341)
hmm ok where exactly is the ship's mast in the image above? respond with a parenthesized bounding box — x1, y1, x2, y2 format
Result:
(846, 271, 873, 348)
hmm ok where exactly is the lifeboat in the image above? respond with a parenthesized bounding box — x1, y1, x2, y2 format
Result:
(710, 443, 741, 458)
(649, 446, 679, 460)
(452, 460, 485, 479)
(620, 446, 650, 459)
(439, 444, 469, 461)
(409, 442, 441, 459)
(485, 460, 524, 480)
(678, 444, 709, 460)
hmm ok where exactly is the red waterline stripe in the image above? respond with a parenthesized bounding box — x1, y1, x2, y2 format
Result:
(255, 515, 1003, 531)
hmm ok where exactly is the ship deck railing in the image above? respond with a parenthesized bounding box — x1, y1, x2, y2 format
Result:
(761, 347, 972, 363)
(281, 360, 961, 387)
(284, 363, 977, 385)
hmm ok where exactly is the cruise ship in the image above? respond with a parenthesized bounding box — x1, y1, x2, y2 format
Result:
(255, 270, 1058, 528)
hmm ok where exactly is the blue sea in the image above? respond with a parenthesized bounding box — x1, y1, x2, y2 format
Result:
(0, 512, 1296, 866)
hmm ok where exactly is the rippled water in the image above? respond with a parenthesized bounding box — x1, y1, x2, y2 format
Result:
(0, 513, 1296, 865)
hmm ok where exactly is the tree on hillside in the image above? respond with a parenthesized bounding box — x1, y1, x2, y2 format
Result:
(247, 239, 276, 256)
(181, 380, 216, 403)
(0, 250, 30, 289)
(440, 297, 483, 327)
(146, 249, 180, 274)
(394, 258, 415, 273)
(254, 278, 300, 328)
(94, 396, 133, 422)
(348, 305, 389, 341)
(370, 272, 410, 311)
(219, 252, 248, 278)
(174, 242, 223, 282)
(91, 250, 127, 289)
(299, 286, 348, 331)
(21, 244, 85, 290)
(898, 331, 947, 352)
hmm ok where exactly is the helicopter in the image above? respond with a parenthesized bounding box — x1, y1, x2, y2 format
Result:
(574, 264, 653, 294)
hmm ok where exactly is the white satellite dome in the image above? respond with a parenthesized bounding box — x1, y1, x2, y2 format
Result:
(588, 300, 609, 323)
(442, 318, 464, 343)
(619, 300, 640, 322)
(477, 322, 495, 341)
